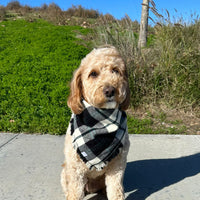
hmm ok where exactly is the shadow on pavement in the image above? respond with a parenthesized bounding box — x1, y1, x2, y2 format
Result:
(86, 193, 107, 200)
(124, 153, 200, 200)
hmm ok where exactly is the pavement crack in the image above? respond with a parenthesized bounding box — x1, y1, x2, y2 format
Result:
(0, 134, 20, 150)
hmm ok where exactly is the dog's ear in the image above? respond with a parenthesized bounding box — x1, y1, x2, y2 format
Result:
(67, 67, 83, 114)
(120, 84, 130, 111)
(120, 69, 130, 111)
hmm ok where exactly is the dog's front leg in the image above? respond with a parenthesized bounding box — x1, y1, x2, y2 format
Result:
(105, 151, 128, 200)
(105, 169, 125, 200)
(65, 168, 86, 200)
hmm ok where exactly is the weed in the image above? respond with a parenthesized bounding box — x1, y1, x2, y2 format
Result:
(127, 115, 154, 134)
(127, 114, 187, 134)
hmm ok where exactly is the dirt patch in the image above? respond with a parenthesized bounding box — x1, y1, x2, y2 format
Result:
(128, 104, 200, 135)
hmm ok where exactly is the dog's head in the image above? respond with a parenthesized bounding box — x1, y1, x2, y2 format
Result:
(67, 46, 130, 114)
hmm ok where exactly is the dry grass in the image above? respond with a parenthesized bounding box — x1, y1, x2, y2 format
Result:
(93, 14, 200, 116)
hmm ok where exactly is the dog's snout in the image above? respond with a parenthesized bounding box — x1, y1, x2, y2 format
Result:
(103, 86, 115, 98)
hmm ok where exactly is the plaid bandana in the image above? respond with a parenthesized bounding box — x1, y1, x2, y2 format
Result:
(70, 100, 128, 171)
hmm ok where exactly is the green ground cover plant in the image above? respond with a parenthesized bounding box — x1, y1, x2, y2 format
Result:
(0, 19, 90, 134)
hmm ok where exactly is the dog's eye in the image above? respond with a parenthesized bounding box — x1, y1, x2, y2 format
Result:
(89, 71, 98, 78)
(112, 68, 119, 74)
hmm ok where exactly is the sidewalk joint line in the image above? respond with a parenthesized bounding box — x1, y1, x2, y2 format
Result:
(195, 135, 200, 144)
(0, 134, 20, 150)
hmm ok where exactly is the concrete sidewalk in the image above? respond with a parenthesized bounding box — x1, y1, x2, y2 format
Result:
(0, 133, 200, 200)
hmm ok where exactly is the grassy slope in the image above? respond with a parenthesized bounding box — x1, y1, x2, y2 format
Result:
(0, 19, 90, 134)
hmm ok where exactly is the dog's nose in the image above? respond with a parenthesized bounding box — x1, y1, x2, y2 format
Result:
(103, 86, 115, 98)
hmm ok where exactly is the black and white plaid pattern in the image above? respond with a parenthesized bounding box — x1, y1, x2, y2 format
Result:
(70, 100, 128, 171)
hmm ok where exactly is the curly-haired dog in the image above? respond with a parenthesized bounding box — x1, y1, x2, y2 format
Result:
(61, 46, 130, 200)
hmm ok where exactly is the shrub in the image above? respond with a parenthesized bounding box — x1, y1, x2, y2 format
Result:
(39, 3, 65, 25)
(6, 1, 21, 11)
(0, 6, 6, 20)
(100, 13, 116, 22)
(40, 4, 48, 11)
(19, 5, 32, 16)
(65, 5, 99, 19)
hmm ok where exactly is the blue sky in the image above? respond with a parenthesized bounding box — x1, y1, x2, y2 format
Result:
(1, 0, 200, 23)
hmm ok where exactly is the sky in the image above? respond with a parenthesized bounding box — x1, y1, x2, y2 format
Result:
(1, 0, 200, 23)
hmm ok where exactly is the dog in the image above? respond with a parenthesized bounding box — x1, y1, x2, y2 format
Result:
(61, 46, 130, 200)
